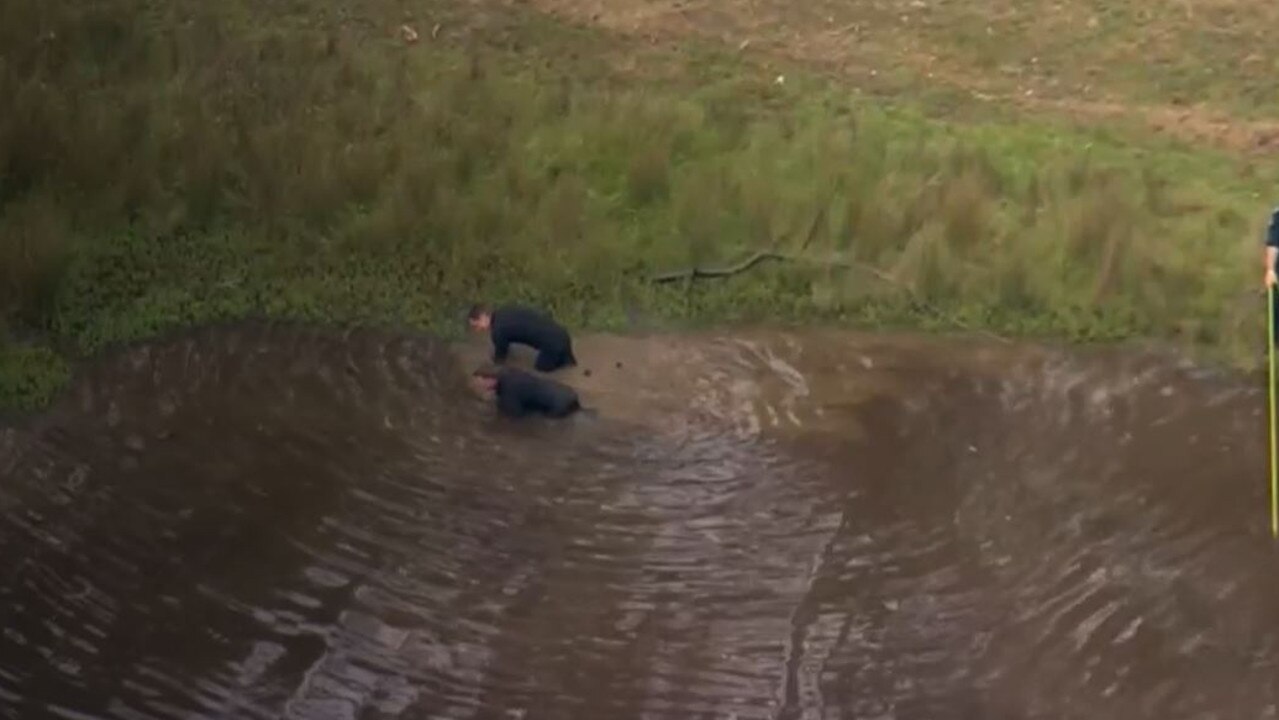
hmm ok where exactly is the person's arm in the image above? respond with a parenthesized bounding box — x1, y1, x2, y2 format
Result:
(491, 322, 510, 363)
(496, 388, 525, 417)
(1267, 209, 1279, 287)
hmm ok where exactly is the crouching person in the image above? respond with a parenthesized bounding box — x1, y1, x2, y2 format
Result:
(470, 365, 582, 419)
(467, 303, 577, 373)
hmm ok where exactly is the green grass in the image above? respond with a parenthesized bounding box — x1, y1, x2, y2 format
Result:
(0, 0, 1274, 411)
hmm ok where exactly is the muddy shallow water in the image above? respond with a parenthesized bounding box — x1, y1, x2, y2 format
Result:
(1, 322, 1277, 719)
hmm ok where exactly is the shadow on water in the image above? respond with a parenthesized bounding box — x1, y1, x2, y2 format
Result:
(1, 321, 1278, 719)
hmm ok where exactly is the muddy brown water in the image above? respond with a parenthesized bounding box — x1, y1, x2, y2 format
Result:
(1, 322, 1277, 719)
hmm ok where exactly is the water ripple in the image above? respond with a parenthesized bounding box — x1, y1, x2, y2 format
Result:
(0, 324, 1275, 719)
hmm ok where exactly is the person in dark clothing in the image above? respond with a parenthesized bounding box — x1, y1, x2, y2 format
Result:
(1265, 207, 1279, 290)
(467, 303, 577, 373)
(470, 366, 581, 418)
(1265, 208, 1279, 344)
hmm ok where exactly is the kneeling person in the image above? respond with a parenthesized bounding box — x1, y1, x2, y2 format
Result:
(467, 303, 577, 373)
(471, 366, 581, 419)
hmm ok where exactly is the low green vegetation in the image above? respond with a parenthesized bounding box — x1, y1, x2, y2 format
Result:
(1, 0, 1273, 411)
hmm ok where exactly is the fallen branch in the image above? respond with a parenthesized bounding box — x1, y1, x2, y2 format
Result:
(649, 250, 785, 283)
(649, 249, 897, 286)
(651, 204, 829, 284)
(648, 250, 1013, 344)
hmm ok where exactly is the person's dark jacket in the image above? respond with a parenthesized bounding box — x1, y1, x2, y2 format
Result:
(492, 367, 580, 418)
(489, 305, 576, 371)
(1268, 207, 1279, 264)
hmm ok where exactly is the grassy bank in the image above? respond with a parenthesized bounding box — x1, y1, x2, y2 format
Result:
(0, 0, 1273, 411)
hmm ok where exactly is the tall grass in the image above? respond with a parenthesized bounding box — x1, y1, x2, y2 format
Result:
(0, 0, 1267, 410)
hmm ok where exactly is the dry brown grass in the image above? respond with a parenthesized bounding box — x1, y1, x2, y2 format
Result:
(517, 0, 1279, 152)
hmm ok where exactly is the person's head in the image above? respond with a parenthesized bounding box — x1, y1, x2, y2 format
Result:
(467, 303, 492, 332)
(470, 366, 501, 396)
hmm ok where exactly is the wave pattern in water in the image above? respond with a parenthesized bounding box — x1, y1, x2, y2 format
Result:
(1, 323, 1277, 720)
